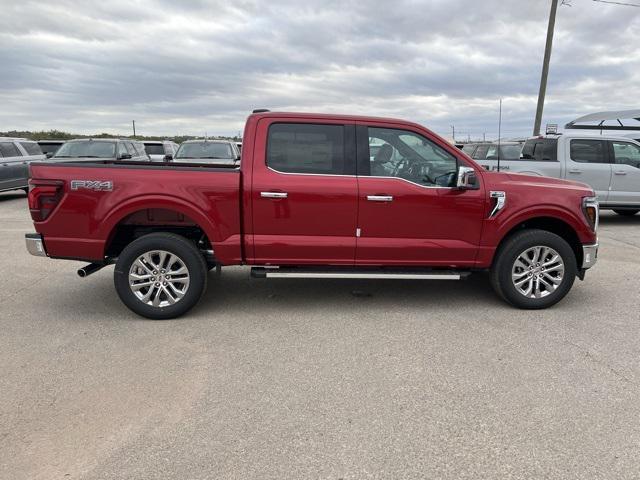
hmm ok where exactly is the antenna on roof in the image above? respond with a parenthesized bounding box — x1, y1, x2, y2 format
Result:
(497, 98, 502, 172)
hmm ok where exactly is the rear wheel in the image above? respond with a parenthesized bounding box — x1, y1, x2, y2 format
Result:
(613, 209, 639, 216)
(114, 233, 207, 319)
(490, 229, 577, 309)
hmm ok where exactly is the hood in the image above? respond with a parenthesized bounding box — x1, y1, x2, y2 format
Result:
(483, 170, 594, 195)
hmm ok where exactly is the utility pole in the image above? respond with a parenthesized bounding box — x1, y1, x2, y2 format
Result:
(132, 120, 136, 137)
(450, 125, 455, 142)
(533, 0, 559, 136)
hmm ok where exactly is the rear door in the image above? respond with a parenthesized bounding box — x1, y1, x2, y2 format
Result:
(250, 118, 358, 265)
(0, 142, 26, 191)
(355, 123, 485, 266)
(564, 138, 612, 203)
(608, 140, 640, 206)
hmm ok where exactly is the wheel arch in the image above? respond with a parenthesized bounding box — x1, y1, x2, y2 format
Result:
(100, 196, 219, 259)
(493, 215, 583, 268)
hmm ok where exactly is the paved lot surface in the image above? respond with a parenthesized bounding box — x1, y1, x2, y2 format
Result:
(1, 190, 639, 480)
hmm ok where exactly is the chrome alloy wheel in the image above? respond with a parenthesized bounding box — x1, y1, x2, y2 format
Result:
(511, 246, 565, 299)
(128, 250, 190, 307)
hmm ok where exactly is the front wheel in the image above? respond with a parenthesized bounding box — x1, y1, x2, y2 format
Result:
(490, 229, 577, 309)
(114, 233, 208, 319)
(613, 209, 639, 216)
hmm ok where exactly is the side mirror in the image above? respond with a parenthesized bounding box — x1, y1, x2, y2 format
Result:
(119, 153, 132, 160)
(456, 166, 479, 189)
(164, 154, 173, 161)
(46, 152, 54, 158)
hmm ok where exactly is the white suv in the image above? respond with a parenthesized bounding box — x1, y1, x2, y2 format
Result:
(0, 138, 45, 193)
(477, 133, 640, 216)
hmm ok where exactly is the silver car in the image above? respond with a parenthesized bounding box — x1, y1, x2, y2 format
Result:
(478, 134, 640, 216)
(52, 138, 150, 162)
(0, 138, 45, 193)
(172, 139, 240, 166)
(143, 140, 179, 162)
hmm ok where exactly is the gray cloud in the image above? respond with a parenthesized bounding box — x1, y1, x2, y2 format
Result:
(0, 0, 638, 139)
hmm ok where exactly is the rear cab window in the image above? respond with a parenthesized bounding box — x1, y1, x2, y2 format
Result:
(267, 123, 348, 175)
(521, 138, 558, 161)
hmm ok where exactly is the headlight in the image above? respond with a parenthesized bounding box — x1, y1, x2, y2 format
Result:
(582, 196, 599, 232)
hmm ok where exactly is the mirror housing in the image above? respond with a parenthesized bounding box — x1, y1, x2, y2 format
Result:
(46, 152, 54, 158)
(119, 153, 132, 160)
(456, 166, 479, 190)
(164, 154, 173, 161)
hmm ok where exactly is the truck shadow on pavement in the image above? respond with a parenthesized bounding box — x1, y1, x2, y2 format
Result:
(598, 213, 640, 226)
(0, 192, 27, 202)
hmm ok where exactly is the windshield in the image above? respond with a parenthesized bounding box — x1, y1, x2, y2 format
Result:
(175, 142, 233, 159)
(54, 141, 116, 158)
(144, 143, 165, 155)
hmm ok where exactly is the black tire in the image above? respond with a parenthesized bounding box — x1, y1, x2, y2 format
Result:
(613, 209, 639, 216)
(22, 187, 29, 194)
(114, 233, 207, 319)
(490, 229, 577, 309)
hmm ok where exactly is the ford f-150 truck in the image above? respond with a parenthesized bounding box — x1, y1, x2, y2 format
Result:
(25, 111, 600, 319)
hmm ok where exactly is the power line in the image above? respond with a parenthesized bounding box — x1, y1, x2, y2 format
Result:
(593, 0, 640, 7)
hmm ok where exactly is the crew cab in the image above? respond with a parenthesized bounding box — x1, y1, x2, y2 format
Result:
(479, 134, 640, 216)
(25, 111, 599, 319)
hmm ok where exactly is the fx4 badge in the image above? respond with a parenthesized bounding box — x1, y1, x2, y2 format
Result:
(70, 180, 113, 191)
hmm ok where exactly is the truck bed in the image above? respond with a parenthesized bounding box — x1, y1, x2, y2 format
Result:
(29, 161, 243, 263)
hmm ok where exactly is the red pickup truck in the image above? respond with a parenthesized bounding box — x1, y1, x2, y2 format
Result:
(25, 111, 599, 319)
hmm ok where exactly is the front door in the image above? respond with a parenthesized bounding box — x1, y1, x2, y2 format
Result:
(355, 124, 485, 266)
(251, 119, 358, 265)
(608, 140, 640, 206)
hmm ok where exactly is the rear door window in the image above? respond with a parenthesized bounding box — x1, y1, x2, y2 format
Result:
(267, 123, 348, 175)
(0, 142, 21, 158)
(521, 139, 557, 161)
(570, 140, 608, 164)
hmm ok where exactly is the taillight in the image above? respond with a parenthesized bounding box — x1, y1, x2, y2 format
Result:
(28, 179, 64, 222)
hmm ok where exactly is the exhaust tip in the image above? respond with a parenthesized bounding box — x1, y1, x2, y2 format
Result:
(77, 268, 87, 278)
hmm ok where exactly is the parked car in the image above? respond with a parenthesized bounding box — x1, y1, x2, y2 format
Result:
(464, 142, 524, 167)
(37, 139, 66, 158)
(143, 140, 179, 162)
(172, 139, 240, 166)
(25, 110, 599, 319)
(52, 138, 150, 162)
(0, 138, 45, 193)
(475, 134, 640, 216)
(236, 142, 242, 153)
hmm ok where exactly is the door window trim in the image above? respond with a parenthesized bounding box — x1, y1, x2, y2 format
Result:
(355, 125, 460, 189)
(265, 122, 356, 176)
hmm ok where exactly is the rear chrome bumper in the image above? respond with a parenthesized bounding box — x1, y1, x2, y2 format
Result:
(25, 233, 47, 257)
(582, 243, 598, 269)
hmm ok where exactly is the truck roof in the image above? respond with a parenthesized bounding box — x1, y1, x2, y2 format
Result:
(249, 111, 419, 127)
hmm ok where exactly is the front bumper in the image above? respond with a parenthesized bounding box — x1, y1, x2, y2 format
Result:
(582, 243, 598, 269)
(25, 233, 47, 257)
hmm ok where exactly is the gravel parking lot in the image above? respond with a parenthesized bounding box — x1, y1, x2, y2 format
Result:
(1, 190, 639, 480)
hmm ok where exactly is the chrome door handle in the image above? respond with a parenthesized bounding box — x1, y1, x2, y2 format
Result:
(367, 195, 393, 202)
(260, 191, 288, 199)
(614, 171, 627, 175)
(568, 169, 582, 174)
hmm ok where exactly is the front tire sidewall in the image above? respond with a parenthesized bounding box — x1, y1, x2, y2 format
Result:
(114, 233, 207, 319)
(493, 230, 577, 309)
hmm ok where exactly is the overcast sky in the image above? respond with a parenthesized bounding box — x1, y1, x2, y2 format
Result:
(1, 0, 639, 139)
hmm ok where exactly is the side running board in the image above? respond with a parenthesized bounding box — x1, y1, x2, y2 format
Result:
(251, 267, 469, 280)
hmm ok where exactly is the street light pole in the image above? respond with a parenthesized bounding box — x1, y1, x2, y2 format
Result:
(533, 0, 559, 136)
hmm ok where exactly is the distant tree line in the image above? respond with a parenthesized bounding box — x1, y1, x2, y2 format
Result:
(0, 129, 241, 144)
